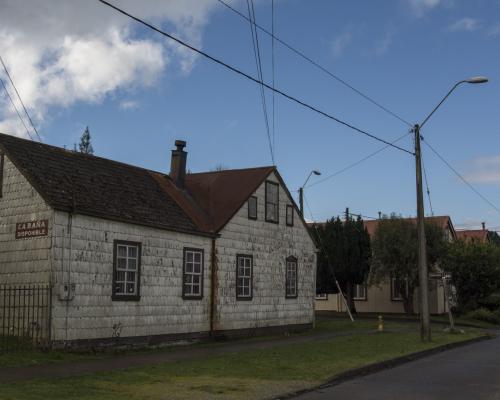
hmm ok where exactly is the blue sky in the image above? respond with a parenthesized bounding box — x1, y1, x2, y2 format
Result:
(1, 0, 499, 231)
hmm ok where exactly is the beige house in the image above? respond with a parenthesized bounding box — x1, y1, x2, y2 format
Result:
(315, 216, 456, 315)
(0, 133, 316, 348)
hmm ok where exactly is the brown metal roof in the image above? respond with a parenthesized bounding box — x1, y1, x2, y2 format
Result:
(456, 229, 489, 243)
(184, 166, 275, 233)
(0, 133, 279, 237)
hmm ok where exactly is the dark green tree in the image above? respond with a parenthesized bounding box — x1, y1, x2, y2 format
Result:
(313, 216, 371, 314)
(441, 240, 500, 312)
(79, 126, 94, 155)
(370, 215, 447, 315)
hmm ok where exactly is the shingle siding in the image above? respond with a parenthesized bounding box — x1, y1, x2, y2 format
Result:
(51, 212, 212, 342)
(0, 154, 53, 285)
(215, 172, 316, 331)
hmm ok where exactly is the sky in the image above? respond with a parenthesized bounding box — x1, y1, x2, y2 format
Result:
(0, 0, 499, 231)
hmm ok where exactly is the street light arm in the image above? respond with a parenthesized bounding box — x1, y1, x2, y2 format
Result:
(302, 171, 314, 188)
(419, 80, 466, 129)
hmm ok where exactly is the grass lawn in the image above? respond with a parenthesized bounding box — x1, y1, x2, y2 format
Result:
(0, 328, 485, 400)
(0, 319, 409, 369)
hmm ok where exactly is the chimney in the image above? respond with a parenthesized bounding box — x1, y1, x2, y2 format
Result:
(482, 222, 486, 231)
(170, 140, 187, 188)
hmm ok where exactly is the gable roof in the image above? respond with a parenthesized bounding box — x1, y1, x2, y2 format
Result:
(0, 133, 297, 238)
(0, 133, 208, 236)
(184, 167, 275, 233)
(456, 229, 489, 243)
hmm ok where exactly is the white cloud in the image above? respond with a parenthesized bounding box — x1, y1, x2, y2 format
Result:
(332, 30, 353, 59)
(0, 0, 218, 138)
(407, 0, 442, 17)
(464, 156, 500, 184)
(448, 17, 480, 32)
(119, 100, 139, 110)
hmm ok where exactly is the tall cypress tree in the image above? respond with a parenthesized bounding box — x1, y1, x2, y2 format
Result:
(79, 126, 94, 155)
(313, 215, 371, 314)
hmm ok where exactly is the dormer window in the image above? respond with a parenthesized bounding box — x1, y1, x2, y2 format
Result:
(265, 181, 279, 223)
(248, 196, 257, 220)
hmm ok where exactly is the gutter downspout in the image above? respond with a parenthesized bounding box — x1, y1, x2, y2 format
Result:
(209, 236, 219, 338)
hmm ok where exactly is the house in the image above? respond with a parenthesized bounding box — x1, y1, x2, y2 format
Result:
(314, 216, 456, 315)
(456, 223, 493, 243)
(0, 133, 317, 349)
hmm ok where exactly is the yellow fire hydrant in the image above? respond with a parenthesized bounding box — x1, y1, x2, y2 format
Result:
(378, 315, 384, 332)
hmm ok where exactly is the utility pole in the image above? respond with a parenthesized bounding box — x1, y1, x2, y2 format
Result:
(345, 207, 349, 221)
(414, 124, 431, 342)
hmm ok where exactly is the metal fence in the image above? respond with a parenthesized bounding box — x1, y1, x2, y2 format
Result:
(0, 285, 51, 351)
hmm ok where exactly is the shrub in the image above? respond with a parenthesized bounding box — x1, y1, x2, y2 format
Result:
(464, 308, 500, 325)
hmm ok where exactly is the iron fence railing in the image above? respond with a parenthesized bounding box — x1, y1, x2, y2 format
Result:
(0, 285, 51, 351)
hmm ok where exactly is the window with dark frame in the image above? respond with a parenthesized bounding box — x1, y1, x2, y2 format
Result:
(112, 240, 141, 301)
(265, 181, 279, 223)
(248, 196, 257, 220)
(391, 277, 407, 301)
(286, 205, 294, 226)
(236, 254, 253, 300)
(353, 284, 367, 300)
(183, 248, 204, 299)
(285, 256, 298, 298)
(0, 153, 4, 198)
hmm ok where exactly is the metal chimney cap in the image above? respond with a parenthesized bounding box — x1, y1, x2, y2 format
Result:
(174, 140, 186, 151)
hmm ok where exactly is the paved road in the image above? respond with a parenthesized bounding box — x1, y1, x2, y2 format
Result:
(293, 333, 500, 400)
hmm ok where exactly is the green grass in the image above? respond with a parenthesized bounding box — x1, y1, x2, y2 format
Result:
(0, 329, 485, 400)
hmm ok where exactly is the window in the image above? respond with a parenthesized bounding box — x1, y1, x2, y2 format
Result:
(315, 293, 328, 300)
(112, 240, 141, 301)
(183, 248, 204, 299)
(248, 196, 257, 220)
(286, 205, 294, 226)
(391, 277, 408, 301)
(353, 284, 367, 300)
(236, 254, 253, 300)
(0, 153, 4, 198)
(265, 181, 279, 223)
(286, 256, 298, 298)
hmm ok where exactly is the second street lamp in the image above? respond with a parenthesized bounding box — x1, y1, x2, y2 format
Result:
(415, 76, 488, 342)
(299, 170, 321, 216)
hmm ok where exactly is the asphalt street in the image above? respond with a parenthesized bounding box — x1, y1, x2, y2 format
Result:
(293, 333, 500, 400)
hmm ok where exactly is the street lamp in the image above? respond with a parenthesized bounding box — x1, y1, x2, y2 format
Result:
(414, 76, 488, 342)
(299, 170, 321, 216)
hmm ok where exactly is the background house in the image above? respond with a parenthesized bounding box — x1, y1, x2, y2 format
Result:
(0, 134, 316, 349)
(315, 216, 456, 315)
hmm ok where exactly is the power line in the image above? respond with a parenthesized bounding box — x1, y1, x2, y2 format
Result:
(246, 0, 274, 164)
(423, 139, 500, 214)
(421, 152, 434, 216)
(216, 0, 412, 128)
(98, 0, 414, 156)
(306, 131, 412, 189)
(0, 77, 34, 140)
(0, 55, 42, 142)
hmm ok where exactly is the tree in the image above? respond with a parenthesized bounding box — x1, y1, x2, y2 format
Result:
(313, 216, 371, 314)
(79, 126, 94, 155)
(441, 240, 500, 313)
(370, 215, 447, 315)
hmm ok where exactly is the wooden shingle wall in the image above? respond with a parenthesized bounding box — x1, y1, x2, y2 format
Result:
(51, 212, 212, 342)
(215, 171, 316, 331)
(0, 155, 53, 285)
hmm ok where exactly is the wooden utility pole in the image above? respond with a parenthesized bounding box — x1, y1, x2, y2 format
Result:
(414, 124, 431, 342)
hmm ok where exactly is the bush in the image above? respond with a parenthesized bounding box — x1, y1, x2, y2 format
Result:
(463, 308, 500, 325)
(478, 293, 500, 312)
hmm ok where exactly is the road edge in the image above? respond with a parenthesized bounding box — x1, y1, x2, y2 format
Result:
(275, 333, 494, 400)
